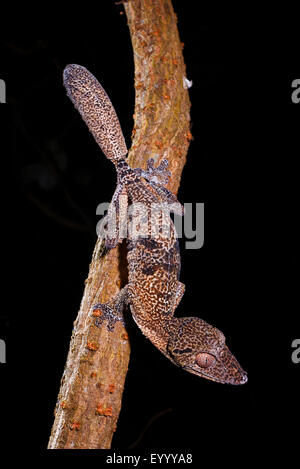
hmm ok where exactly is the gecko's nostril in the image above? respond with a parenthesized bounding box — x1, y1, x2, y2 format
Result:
(228, 371, 248, 385)
(241, 373, 248, 384)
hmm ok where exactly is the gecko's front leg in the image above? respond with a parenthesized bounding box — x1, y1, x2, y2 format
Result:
(93, 286, 130, 332)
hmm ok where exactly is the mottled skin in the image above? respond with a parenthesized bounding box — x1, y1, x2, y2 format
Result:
(63, 64, 247, 385)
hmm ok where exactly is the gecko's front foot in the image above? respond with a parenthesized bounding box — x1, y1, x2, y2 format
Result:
(92, 286, 129, 331)
(93, 302, 125, 331)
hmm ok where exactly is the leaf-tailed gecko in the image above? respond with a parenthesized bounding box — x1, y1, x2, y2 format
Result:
(63, 64, 247, 385)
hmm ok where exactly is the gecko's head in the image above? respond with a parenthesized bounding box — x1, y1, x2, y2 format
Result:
(166, 317, 247, 385)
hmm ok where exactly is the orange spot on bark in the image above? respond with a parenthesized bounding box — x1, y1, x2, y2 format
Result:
(104, 406, 112, 416)
(86, 341, 99, 351)
(163, 78, 175, 87)
(60, 400, 67, 409)
(96, 404, 113, 417)
(121, 332, 129, 340)
(144, 102, 155, 110)
(109, 383, 116, 394)
(70, 420, 80, 431)
(92, 308, 102, 317)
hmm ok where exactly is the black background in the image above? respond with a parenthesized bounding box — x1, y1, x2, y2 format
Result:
(0, 2, 298, 462)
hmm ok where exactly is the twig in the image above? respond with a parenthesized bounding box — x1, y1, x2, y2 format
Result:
(48, 0, 191, 449)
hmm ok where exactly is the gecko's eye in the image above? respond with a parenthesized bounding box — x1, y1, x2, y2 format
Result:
(195, 353, 216, 368)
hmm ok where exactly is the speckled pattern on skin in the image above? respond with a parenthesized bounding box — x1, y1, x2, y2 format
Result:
(63, 64, 248, 385)
(63, 64, 127, 163)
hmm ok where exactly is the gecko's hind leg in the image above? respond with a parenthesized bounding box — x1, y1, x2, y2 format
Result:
(93, 285, 129, 331)
(97, 184, 128, 250)
(135, 159, 184, 215)
(151, 184, 184, 216)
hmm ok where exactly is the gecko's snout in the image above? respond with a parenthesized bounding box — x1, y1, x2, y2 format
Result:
(229, 370, 248, 385)
(240, 372, 248, 384)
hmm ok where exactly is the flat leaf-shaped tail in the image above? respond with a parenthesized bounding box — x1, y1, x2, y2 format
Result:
(63, 64, 128, 164)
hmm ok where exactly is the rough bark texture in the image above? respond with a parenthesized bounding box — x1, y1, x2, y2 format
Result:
(48, 0, 191, 449)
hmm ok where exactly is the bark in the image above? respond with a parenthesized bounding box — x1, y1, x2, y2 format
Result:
(48, 0, 191, 449)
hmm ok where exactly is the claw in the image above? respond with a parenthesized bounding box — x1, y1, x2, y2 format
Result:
(157, 158, 169, 170)
(146, 158, 155, 170)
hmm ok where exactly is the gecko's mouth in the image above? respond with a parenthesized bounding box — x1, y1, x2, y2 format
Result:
(184, 364, 248, 385)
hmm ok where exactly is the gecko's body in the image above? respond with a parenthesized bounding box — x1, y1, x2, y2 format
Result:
(63, 64, 247, 385)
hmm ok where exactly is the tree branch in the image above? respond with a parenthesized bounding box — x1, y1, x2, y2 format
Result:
(48, 0, 191, 449)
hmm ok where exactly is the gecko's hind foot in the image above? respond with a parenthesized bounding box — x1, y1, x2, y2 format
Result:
(92, 302, 125, 332)
(135, 158, 184, 215)
(135, 158, 171, 187)
(146, 158, 171, 185)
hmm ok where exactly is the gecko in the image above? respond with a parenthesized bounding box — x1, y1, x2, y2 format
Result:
(63, 64, 247, 385)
